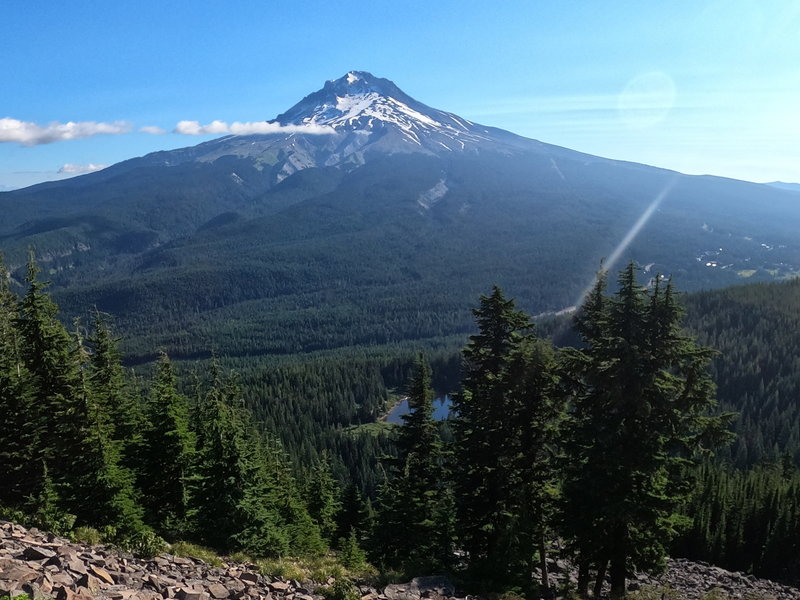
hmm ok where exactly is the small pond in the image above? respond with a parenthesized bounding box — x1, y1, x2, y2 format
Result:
(385, 395, 453, 424)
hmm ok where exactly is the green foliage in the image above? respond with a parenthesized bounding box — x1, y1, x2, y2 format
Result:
(673, 461, 800, 583)
(0, 256, 325, 565)
(338, 529, 367, 571)
(372, 355, 454, 573)
(168, 541, 224, 567)
(117, 529, 167, 558)
(140, 352, 194, 535)
(305, 451, 342, 542)
(71, 526, 102, 545)
(452, 287, 562, 591)
(560, 264, 735, 597)
(318, 578, 361, 600)
(683, 278, 800, 468)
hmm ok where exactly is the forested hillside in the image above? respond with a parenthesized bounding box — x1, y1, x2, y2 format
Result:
(4, 73, 800, 370)
(12, 255, 799, 598)
(683, 278, 800, 467)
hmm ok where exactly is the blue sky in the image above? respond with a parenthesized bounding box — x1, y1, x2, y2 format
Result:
(2, 0, 799, 189)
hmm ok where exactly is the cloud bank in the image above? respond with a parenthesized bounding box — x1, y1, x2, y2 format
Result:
(58, 163, 108, 174)
(139, 125, 167, 135)
(0, 117, 131, 146)
(173, 120, 334, 136)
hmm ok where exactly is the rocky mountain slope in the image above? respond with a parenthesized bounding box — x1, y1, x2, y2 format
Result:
(2, 521, 799, 600)
(3, 72, 800, 360)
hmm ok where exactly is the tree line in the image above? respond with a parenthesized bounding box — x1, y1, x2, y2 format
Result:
(369, 265, 734, 598)
(5, 255, 799, 597)
(0, 256, 330, 557)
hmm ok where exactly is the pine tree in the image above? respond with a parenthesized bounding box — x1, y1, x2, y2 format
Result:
(88, 311, 144, 471)
(505, 335, 563, 593)
(306, 450, 342, 543)
(140, 352, 195, 535)
(561, 264, 735, 598)
(373, 355, 453, 572)
(192, 369, 324, 556)
(452, 287, 562, 590)
(66, 323, 143, 533)
(15, 255, 87, 504)
(0, 256, 36, 505)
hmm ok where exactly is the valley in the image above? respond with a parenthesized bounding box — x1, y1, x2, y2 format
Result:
(3, 70, 800, 598)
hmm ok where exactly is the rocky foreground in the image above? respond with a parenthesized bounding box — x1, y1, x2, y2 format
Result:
(1, 521, 799, 600)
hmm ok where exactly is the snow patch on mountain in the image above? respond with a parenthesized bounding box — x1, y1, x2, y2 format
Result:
(418, 179, 449, 210)
(274, 71, 505, 151)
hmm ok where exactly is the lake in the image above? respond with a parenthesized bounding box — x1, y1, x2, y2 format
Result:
(385, 395, 453, 424)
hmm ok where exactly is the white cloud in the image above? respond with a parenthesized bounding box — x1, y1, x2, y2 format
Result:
(0, 117, 131, 146)
(140, 125, 167, 135)
(58, 163, 108, 174)
(173, 120, 334, 136)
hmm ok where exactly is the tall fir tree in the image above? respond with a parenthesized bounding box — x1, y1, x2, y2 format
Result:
(0, 256, 37, 505)
(65, 323, 143, 532)
(561, 263, 735, 598)
(88, 311, 144, 472)
(140, 352, 195, 535)
(15, 254, 87, 506)
(305, 450, 342, 543)
(193, 368, 324, 556)
(373, 355, 454, 572)
(452, 287, 562, 591)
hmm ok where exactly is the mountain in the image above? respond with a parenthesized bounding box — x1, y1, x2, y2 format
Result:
(3, 71, 800, 361)
(768, 181, 800, 193)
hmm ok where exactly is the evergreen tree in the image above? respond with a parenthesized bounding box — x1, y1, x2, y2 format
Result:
(373, 355, 454, 572)
(337, 482, 371, 540)
(0, 256, 36, 505)
(305, 450, 342, 543)
(88, 311, 144, 471)
(15, 254, 84, 499)
(452, 287, 561, 590)
(140, 352, 195, 535)
(505, 335, 563, 593)
(66, 324, 143, 533)
(561, 264, 735, 598)
(193, 369, 324, 556)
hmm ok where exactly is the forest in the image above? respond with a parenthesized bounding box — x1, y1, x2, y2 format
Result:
(2, 256, 800, 598)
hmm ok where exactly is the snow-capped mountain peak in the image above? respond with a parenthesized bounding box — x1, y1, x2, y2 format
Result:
(274, 71, 491, 149)
(174, 72, 538, 184)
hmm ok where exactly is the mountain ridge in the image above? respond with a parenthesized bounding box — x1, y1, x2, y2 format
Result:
(2, 72, 800, 360)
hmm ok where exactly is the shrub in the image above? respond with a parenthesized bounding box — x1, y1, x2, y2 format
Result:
(337, 530, 366, 571)
(170, 541, 224, 567)
(318, 579, 360, 600)
(118, 529, 167, 558)
(72, 526, 102, 545)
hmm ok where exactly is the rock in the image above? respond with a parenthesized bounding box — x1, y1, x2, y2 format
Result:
(173, 557, 195, 567)
(240, 572, 260, 585)
(76, 572, 104, 591)
(22, 546, 56, 560)
(411, 577, 454, 597)
(176, 587, 210, 600)
(383, 585, 417, 600)
(0, 565, 40, 582)
(268, 581, 290, 593)
(207, 583, 230, 599)
(0, 585, 25, 599)
(90, 563, 117, 584)
(225, 579, 246, 593)
(55, 584, 95, 600)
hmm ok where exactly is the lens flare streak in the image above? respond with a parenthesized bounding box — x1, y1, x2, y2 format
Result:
(574, 177, 678, 308)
